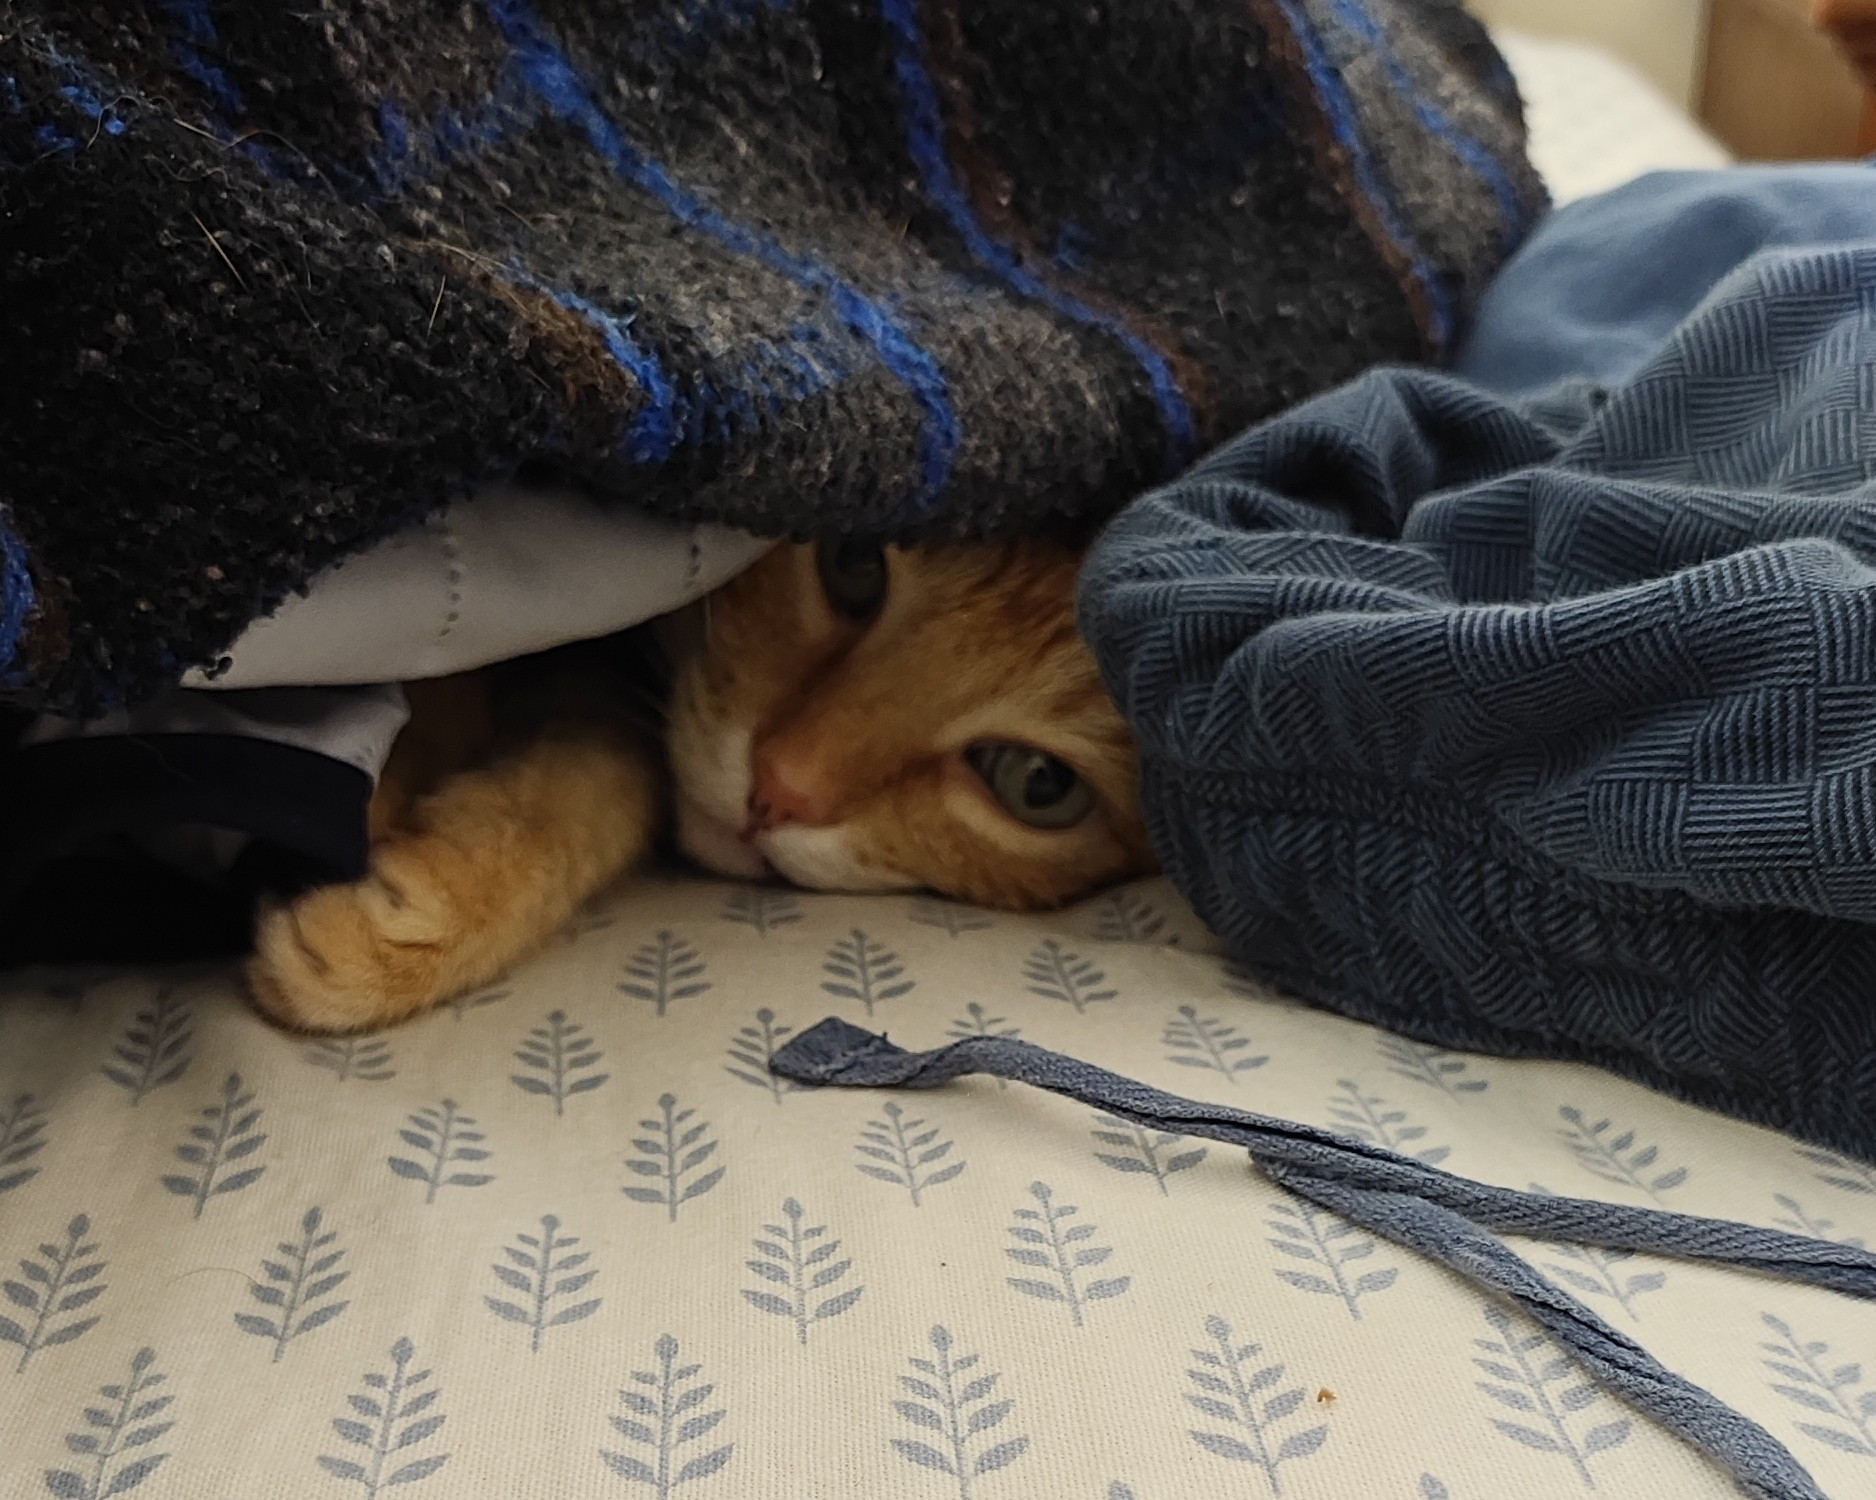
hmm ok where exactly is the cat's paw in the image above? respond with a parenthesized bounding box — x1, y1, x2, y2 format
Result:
(245, 843, 459, 1033)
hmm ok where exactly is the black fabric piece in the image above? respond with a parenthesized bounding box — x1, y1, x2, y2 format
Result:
(0, 735, 372, 963)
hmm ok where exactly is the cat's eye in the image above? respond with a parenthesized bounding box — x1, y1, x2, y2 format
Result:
(817, 540, 889, 619)
(967, 744, 1097, 830)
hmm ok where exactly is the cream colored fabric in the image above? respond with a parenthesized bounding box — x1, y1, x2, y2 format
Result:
(3, 876, 1874, 1500)
(1494, 28, 1732, 205)
(181, 479, 772, 692)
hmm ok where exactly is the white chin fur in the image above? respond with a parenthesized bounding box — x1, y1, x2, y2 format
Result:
(668, 719, 754, 835)
(676, 798, 769, 879)
(759, 826, 920, 893)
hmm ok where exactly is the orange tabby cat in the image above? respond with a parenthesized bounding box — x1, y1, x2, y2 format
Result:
(245, 538, 1154, 1033)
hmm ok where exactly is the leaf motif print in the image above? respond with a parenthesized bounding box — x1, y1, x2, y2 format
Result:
(908, 898, 992, 936)
(1327, 1080, 1448, 1167)
(1793, 1146, 1876, 1199)
(620, 932, 710, 1017)
(1162, 1006, 1267, 1084)
(946, 1004, 1018, 1046)
(1182, 1315, 1328, 1495)
(889, 1325, 1028, 1497)
(1, 1212, 106, 1372)
(1264, 1201, 1397, 1320)
(821, 929, 913, 1016)
(1470, 1303, 1629, 1486)
(511, 1011, 609, 1115)
(1087, 1111, 1205, 1194)
(387, 1100, 493, 1205)
(484, 1215, 601, 1353)
(1376, 1035, 1487, 1097)
(1556, 1108, 1687, 1205)
(1003, 1182, 1129, 1326)
(600, 1334, 733, 1495)
(1769, 1194, 1866, 1249)
(233, 1206, 349, 1362)
(1521, 1182, 1669, 1323)
(1089, 889, 1174, 944)
(1758, 1311, 1876, 1460)
(160, 1073, 266, 1219)
(0, 1093, 48, 1195)
(41, 1346, 172, 1500)
(723, 1010, 807, 1103)
(854, 1102, 964, 1207)
(304, 1036, 395, 1083)
(1022, 941, 1114, 1014)
(720, 888, 801, 935)
(622, 1095, 724, 1222)
(741, 1197, 862, 1345)
(316, 1337, 450, 1496)
(1220, 962, 1271, 1002)
(99, 991, 192, 1105)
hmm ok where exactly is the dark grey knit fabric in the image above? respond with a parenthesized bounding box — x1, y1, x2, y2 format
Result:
(0, 0, 1541, 714)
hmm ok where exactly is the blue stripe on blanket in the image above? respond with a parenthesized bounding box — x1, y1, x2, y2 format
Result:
(1319, 0, 1530, 255)
(368, 76, 540, 200)
(877, 0, 1197, 472)
(1, 52, 126, 162)
(1265, 0, 1452, 349)
(534, 284, 688, 467)
(0, 513, 35, 692)
(487, 0, 961, 508)
(154, 0, 246, 118)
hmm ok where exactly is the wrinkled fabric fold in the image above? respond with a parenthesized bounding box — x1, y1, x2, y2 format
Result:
(1082, 214, 1876, 1159)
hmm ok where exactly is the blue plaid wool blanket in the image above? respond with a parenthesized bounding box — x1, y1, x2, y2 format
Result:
(0, 0, 1539, 715)
(1083, 167, 1876, 1159)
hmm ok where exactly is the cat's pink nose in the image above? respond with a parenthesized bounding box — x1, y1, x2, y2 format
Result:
(747, 750, 835, 831)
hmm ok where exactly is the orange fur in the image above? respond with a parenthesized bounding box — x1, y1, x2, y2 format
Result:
(246, 540, 1153, 1032)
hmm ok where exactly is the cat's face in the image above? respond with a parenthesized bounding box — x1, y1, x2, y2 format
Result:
(664, 540, 1153, 910)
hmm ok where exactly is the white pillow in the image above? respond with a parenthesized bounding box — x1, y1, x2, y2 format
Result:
(184, 478, 772, 690)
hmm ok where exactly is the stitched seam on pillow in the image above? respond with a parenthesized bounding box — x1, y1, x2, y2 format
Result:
(438, 513, 465, 645)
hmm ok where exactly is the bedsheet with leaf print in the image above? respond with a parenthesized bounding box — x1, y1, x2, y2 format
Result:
(3, 877, 1874, 1499)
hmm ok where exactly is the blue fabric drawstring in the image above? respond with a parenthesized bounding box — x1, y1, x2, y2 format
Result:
(771, 1018, 1876, 1500)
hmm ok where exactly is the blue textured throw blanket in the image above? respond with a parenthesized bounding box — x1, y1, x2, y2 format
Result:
(1082, 168, 1876, 1160)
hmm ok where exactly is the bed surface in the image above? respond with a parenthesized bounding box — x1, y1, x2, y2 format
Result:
(1497, 29, 1733, 204)
(5, 874, 1871, 1499)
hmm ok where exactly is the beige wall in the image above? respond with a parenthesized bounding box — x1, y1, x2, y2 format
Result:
(1468, 0, 1707, 106)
